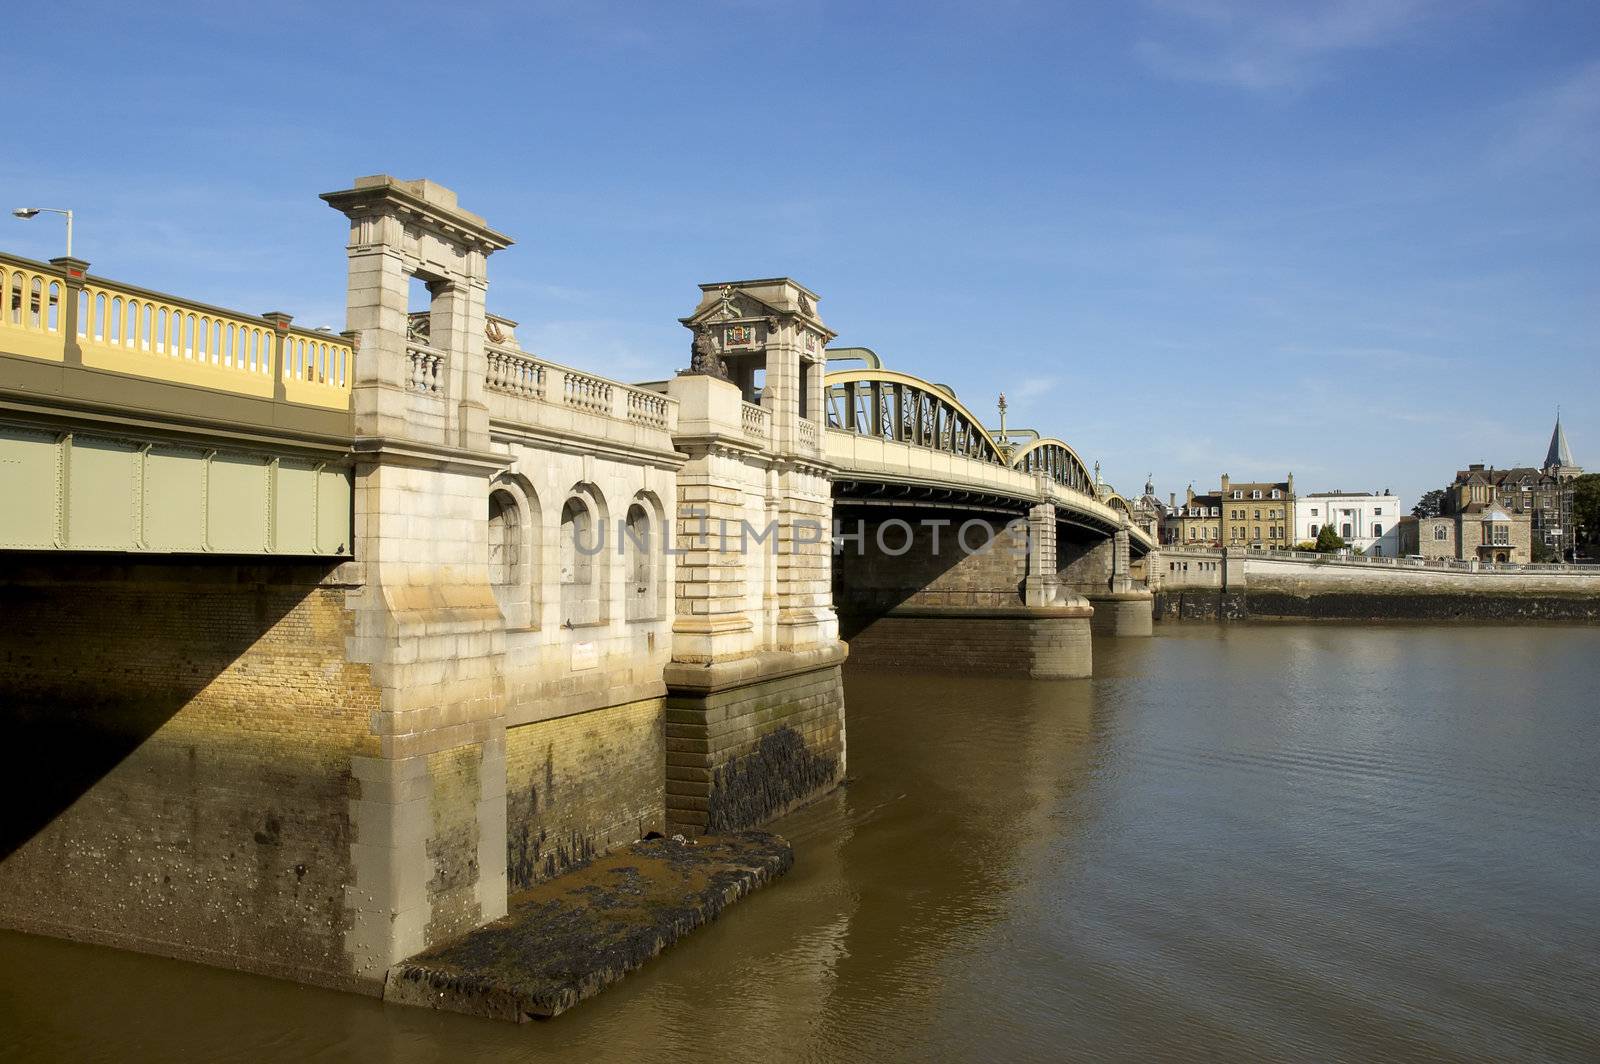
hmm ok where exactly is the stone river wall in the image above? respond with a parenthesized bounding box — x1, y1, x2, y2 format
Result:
(1151, 551, 1600, 623)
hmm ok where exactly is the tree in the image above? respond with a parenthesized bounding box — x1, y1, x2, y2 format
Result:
(1314, 524, 1346, 553)
(1573, 473, 1600, 548)
(1531, 540, 1557, 564)
(1413, 489, 1445, 519)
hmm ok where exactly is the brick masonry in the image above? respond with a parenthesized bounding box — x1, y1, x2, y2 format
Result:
(834, 511, 1096, 676)
(665, 662, 845, 835)
(833, 512, 1034, 617)
(504, 697, 665, 892)
(0, 556, 379, 991)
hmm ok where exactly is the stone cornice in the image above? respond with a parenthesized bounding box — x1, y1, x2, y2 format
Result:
(663, 642, 848, 694)
(350, 435, 507, 475)
(488, 419, 687, 471)
(322, 176, 513, 254)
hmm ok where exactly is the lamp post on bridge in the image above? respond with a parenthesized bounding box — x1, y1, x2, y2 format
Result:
(10, 207, 74, 257)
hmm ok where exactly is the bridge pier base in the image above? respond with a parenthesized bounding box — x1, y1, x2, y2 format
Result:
(1085, 590, 1154, 637)
(840, 604, 1093, 679)
(663, 646, 848, 836)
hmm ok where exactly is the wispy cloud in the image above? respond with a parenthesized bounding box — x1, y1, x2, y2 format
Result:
(1010, 376, 1058, 402)
(1495, 59, 1600, 170)
(1135, 0, 1446, 92)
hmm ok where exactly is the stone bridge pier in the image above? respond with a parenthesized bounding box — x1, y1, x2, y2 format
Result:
(1056, 521, 1154, 637)
(662, 279, 847, 837)
(832, 499, 1094, 679)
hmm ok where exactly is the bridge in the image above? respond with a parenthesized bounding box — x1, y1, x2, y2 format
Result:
(0, 176, 1155, 995)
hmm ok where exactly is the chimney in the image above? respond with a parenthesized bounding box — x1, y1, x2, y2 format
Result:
(1220, 473, 1231, 497)
(1169, 491, 1176, 509)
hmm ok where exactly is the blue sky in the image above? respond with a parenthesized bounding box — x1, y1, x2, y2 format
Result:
(4, 0, 1595, 504)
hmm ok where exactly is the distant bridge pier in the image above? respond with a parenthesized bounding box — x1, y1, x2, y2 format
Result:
(832, 501, 1095, 679)
(1058, 522, 1154, 637)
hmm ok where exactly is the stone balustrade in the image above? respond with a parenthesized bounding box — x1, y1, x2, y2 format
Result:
(483, 341, 679, 446)
(486, 344, 545, 399)
(405, 341, 446, 395)
(626, 387, 670, 429)
(561, 369, 612, 414)
(741, 401, 771, 443)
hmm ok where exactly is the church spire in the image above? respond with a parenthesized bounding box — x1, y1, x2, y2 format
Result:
(1544, 409, 1576, 472)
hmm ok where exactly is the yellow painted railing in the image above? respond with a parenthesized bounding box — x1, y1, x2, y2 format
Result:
(78, 281, 279, 398)
(0, 252, 351, 411)
(280, 331, 352, 408)
(1, 260, 67, 362)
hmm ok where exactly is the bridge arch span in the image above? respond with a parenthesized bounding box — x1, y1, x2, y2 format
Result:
(824, 368, 1005, 465)
(1008, 438, 1094, 497)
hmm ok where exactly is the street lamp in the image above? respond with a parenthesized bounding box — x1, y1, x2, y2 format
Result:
(10, 207, 73, 257)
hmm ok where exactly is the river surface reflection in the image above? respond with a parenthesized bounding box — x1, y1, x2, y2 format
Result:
(3, 625, 1598, 1063)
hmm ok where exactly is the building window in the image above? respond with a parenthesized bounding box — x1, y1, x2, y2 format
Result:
(1492, 525, 1508, 546)
(1232, 490, 1242, 499)
(1309, 524, 1319, 537)
(1434, 527, 1448, 541)
(1252, 490, 1262, 499)
(1373, 523, 1383, 537)
(1310, 507, 1319, 516)
(1271, 489, 1281, 499)
(1254, 509, 1261, 520)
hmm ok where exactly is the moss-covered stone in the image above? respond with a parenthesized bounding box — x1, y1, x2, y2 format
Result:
(383, 831, 792, 1021)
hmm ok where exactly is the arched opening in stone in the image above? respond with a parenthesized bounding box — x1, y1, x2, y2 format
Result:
(561, 496, 600, 626)
(624, 502, 654, 621)
(488, 489, 520, 589)
(486, 480, 538, 629)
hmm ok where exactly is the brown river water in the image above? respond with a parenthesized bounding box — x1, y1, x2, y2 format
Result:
(2, 624, 1598, 1063)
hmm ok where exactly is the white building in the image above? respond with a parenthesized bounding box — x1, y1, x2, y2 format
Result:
(1295, 491, 1405, 556)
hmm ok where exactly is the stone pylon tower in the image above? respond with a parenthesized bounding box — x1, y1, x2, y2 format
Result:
(321, 177, 514, 983)
(664, 279, 847, 834)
